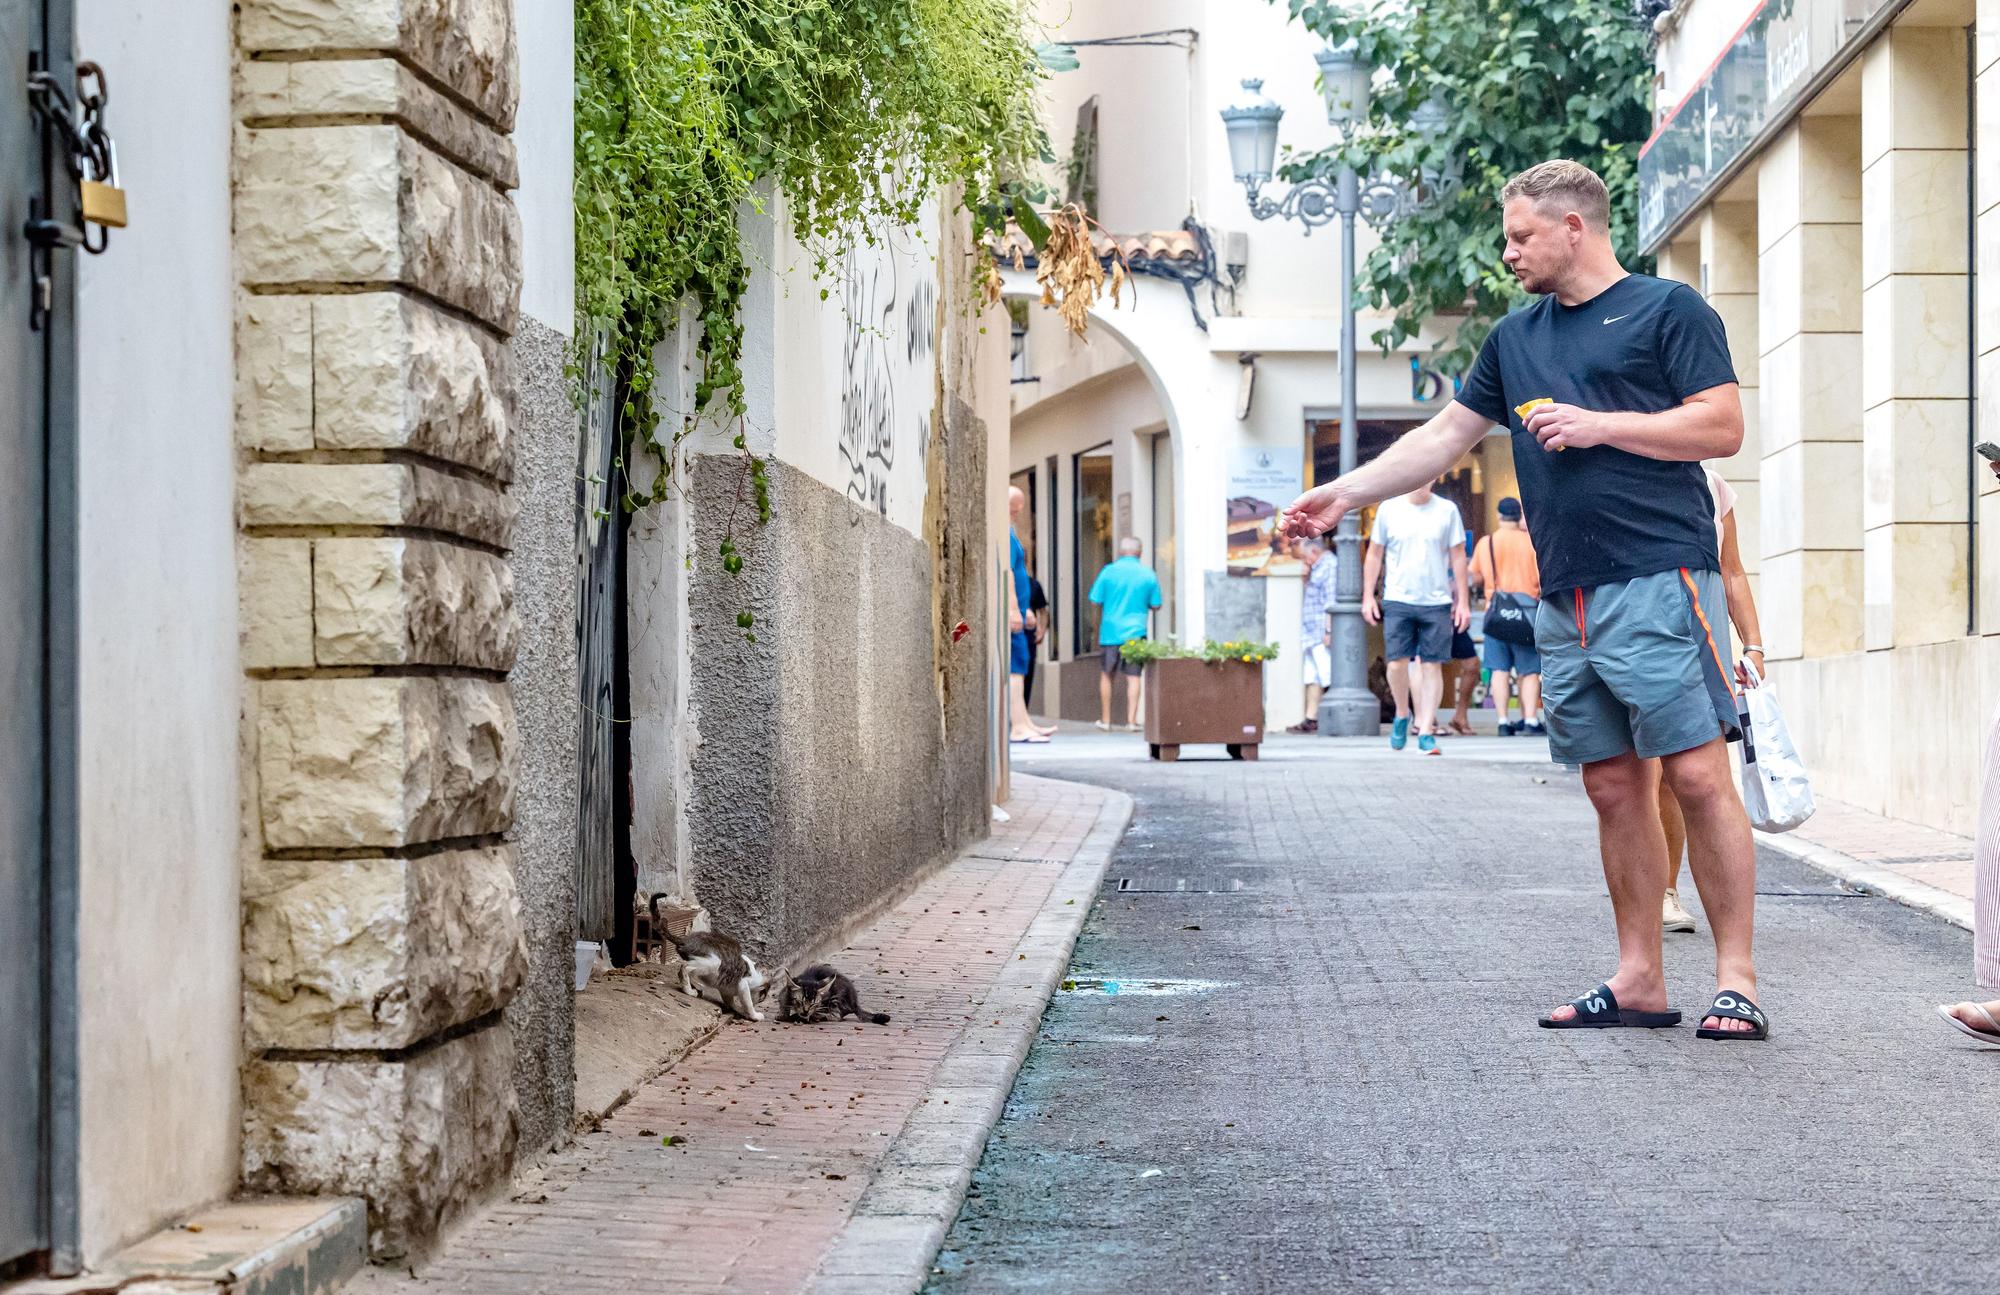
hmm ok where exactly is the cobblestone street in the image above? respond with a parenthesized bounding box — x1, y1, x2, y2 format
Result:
(930, 730, 2000, 1294)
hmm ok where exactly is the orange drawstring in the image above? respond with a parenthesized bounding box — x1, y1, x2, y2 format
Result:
(1574, 588, 1587, 648)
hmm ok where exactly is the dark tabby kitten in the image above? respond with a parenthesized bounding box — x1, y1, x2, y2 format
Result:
(653, 895, 766, 1021)
(779, 964, 890, 1025)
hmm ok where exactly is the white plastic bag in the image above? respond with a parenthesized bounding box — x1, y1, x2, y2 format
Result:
(1736, 662, 1815, 833)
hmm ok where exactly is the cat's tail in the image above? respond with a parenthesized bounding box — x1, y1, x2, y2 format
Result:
(867, 1011, 891, 1025)
(648, 891, 671, 924)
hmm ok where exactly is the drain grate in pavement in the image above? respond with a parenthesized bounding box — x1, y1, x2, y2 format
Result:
(1110, 874, 1254, 894)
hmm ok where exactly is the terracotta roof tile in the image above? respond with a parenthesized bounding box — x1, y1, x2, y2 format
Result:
(989, 222, 1201, 266)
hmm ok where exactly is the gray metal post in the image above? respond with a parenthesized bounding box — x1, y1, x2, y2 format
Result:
(1318, 164, 1379, 736)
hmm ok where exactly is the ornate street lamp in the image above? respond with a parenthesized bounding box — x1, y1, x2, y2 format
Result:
(1219, 49, 1463, 738)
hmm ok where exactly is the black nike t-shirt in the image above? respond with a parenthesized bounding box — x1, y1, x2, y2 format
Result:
(1454, 273, 1738, 596)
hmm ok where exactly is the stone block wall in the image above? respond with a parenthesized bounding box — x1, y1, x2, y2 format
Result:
(232, 0, 528, 1261)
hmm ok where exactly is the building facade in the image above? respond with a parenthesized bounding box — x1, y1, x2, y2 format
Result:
(7, 0, 1007, 1281)
(1007, 0, 1515, 732)
(1645, 0, 1990, 836)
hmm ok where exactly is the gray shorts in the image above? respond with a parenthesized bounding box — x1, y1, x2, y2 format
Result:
(1382, 601, 1453, 663)
(1535, 568, 1741, 766)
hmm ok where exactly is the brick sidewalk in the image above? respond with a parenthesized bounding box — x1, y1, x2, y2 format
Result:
(1762, 795, 1975, 927)
(352, 773, 1113, 1295)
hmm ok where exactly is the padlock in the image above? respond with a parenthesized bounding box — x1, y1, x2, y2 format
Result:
(80, 141, 125, 229)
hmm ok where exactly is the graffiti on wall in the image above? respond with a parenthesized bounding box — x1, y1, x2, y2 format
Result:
(837, 234, 937, 526)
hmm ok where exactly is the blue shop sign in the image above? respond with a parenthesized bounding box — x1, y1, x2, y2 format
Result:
(1638, 0, 1903, 253)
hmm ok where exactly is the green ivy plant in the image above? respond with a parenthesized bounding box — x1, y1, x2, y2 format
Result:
(575, 0, 1047, 512)
(1278, 0, 1655, 372)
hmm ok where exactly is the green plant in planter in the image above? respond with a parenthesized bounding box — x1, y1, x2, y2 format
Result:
(1121, 639, 1282, 666)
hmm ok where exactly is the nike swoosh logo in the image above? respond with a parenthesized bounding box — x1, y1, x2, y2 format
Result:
(1603, 313, 1631, 325)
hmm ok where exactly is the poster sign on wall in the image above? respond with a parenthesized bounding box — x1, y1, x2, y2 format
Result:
(1226, 446, 1303, 577)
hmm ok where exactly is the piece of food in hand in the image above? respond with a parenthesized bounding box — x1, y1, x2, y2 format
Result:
(1514, 397, 1563, 450)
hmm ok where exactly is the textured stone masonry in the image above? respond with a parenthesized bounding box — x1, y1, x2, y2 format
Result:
(242, 1024, 520, 1262)
(258, 675, 516, 851)
(313, 537, 517, 670)
(237, 126, 521, 330)
(237, 58, 519, 188)
(242, 845, 527, 1050)
(233, 0, 529, 1260)
(241, 461, 517, 549)
(238, 0, 519, 130)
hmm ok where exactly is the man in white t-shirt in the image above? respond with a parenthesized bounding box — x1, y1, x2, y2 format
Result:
(1364, 483, 1471, 755)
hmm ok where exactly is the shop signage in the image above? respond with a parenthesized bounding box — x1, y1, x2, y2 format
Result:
(1226, 446, 1303, 577)
(1638, 0, 1903, 252)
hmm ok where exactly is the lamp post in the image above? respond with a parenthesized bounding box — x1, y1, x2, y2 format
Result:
(1220, 54, 1461, 737)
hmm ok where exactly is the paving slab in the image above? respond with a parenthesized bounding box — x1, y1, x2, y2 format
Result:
(349, 773, 1130, 1295)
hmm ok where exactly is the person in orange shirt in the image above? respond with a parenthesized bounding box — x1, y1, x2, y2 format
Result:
(1470, 497, 1543, 736)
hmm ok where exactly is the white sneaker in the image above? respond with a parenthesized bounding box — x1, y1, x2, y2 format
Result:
(1093, 720, 1111, 731)
(1662, 889, 1696, 933)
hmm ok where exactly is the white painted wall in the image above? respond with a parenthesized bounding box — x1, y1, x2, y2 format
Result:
(73, 0, 240, 1262)
(514, 0, 574, 334)
(771, 206, 941, 538)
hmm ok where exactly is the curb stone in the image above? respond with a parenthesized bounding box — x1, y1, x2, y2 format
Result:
(803, 782, 1135, 1295)
(1756, 829, 1974, 932)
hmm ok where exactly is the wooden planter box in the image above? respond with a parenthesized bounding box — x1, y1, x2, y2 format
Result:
(1142, 658, 1264, 761)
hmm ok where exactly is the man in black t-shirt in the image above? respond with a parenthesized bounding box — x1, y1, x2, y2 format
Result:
(1280, 160, 1766, 1042)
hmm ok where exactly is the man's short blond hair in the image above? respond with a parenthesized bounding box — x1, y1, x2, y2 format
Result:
(1501, 160, 1611, 231)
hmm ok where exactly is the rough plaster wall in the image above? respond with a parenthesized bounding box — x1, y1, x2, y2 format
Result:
(687, 451, 785, 951)
(503, 316, 579, 1156)
(686, 399, 989, 960)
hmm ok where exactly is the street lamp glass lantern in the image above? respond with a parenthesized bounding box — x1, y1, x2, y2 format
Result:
(1409, 92, 1450, 141)
(1314, 41, 1372, 129)
(1219, 78, 1284, 190)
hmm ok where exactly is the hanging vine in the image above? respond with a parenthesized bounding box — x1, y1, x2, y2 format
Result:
(575, 0, 1048, 510)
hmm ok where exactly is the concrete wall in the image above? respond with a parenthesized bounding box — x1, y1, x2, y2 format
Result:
(503, 317, 578, 1158)
(623, 192, 999, 961)
(503, 0, 579, 1160)
(73, 0, 241, 1262)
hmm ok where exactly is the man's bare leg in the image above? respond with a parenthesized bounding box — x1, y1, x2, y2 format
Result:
(1491, 669, 1514, 727)
(1125, 673, 1143, 728)
(1661, 737, 1759, 1031)
(1546, 751, 1672, 1020)
(1521, 673, 1543, 725)
(1657, 778, 1687, 890)
(1009, 675, 1045, 741)
(1098, 670, 1113, 728)
(1387, 659, 1412, 719)
(1413, 661, 1444, 737)
(1448, 658, 1476, 731)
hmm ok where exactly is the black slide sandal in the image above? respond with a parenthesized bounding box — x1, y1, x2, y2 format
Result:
(1537, 983, 1682, 1030)
(1695, 989, 1769, 1040)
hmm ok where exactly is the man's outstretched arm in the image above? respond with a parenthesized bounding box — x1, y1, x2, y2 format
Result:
(1280, 401, 1492, 539)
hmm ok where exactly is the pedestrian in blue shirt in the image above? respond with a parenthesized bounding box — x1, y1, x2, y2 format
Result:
(1087, 538, 1163, 731)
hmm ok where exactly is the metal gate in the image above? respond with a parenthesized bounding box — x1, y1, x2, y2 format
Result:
(4, 0, 79, 1273)
(573, 358, 629, 949)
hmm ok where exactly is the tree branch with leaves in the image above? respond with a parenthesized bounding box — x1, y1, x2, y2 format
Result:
(1278, 0, 1655, 372)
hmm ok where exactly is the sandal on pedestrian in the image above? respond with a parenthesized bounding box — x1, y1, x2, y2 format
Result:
(1536, 983, 1681, 1030)
(1936, 1001, 2000, 1047)
(1695, 990, 1769, 1040)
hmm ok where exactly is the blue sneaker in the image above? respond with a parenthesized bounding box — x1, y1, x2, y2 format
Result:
(1419, 733, 1440, 756)
(1390, 717, 1410, 750)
